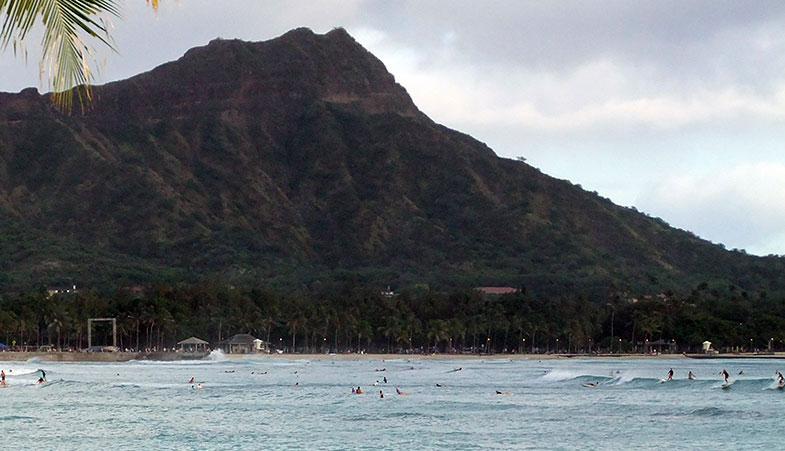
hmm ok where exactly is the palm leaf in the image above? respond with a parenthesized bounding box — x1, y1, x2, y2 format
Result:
(1, 0, 121, 112)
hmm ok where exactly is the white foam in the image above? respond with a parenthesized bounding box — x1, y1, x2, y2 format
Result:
(541, 369, 590, 382)
(204, 350, 227, 362)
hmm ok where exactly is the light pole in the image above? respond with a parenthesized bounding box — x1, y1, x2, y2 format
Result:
(606, 303, 615, 353)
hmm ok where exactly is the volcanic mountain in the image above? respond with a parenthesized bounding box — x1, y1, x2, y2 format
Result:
(0, 28, 782, 295)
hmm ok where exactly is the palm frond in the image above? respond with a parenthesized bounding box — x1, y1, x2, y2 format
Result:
(1, 0, 121, 112)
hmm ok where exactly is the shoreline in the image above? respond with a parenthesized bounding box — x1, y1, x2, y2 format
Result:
(3, 351, 785, 362)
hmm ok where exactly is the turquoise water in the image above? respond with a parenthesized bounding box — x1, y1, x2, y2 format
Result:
(1, 355, 784, 449)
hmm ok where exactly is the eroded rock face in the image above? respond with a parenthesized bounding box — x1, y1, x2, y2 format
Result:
(0, 28, 781, 293)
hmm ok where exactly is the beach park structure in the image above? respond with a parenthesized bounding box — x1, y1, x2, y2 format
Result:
(177, 336, 209, 353)
(644, 339, 678, 354)
(215, 334, 269, 354)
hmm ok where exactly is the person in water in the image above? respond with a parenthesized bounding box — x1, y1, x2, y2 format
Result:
(379, 390, 384, 398)
(188, 377, 194, 384)
(720, 369, 730, 383)
(356, 386, 362, 394)
(40, 369, 46, 382)
(395, 387, 409, 395)
(37, 377, 44, 384)
(738, 370, 744, 375)
(496, 390, 512, 395)
(667, 368, 674, 380)
(1, 369, 5, 386)
(688, 371, 695, 380)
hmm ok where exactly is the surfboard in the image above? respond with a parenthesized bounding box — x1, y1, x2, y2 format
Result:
(582, 383, 598, 388)
(721, 381, 732, 389)
(658, 378, 667, 383)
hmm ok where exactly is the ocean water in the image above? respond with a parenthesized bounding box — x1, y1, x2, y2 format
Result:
(1, 355, 783, 450)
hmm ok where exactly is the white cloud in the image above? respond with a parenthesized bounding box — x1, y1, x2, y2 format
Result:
(354, 34, 785, 133)
(636, 163, 785, 255)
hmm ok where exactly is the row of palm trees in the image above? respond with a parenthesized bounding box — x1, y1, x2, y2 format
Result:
(1, 280, 781, 353)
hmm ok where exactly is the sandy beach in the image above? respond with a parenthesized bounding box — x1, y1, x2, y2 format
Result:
(3, 350, 785, 362)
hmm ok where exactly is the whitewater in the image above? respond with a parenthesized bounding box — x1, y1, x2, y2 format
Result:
(1, 355, 783, 449)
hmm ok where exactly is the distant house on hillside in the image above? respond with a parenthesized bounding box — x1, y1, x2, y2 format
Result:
(475, 287, 520, 295)
(47, 283, 78, 298)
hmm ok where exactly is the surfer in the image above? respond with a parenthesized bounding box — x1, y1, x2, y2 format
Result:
(583, 381, 599, 387)
(688, 371, 695, 380)
(496, 390, 512, 395)
(379, 390, 384, 398)
(356, 386, 362, 394)
(667, 368, 674, 381)
(37, 377, 44, 384)
(383, 377, 387, 383)
(1, 369, 5, 386)
(40, 369, 46, 382)
(196, 383, 204, 389)
(738, 370, 744, 375)
(720, 369, 729, 384)
(396, 387, 409, 395)
(188, 377, 194, 384)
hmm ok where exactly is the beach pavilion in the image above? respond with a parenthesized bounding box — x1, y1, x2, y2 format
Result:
(177, 336, 209, 353)
(216, 334, 262, 354)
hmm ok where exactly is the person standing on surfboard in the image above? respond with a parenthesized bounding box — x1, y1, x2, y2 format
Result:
(688, 371, 695, 380)
(667, 368, 674, 381)
(720, 369, 729, 384)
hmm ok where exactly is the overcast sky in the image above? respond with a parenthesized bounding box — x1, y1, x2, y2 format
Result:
(2, 0, 784, 255)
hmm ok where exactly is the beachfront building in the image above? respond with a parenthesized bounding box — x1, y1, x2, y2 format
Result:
(216, 334, 269, 354)
(177, 336, 209, 353)
(645, 339, 677, 354)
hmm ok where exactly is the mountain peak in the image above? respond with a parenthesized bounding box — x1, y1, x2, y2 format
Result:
(89, 29, 421, 120)
(1, 28, 782, 295)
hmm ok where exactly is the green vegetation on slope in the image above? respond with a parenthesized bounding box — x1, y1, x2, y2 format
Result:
(0, 28, 782, 298)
